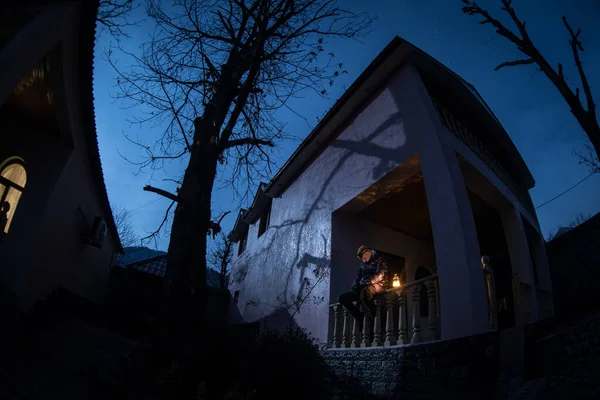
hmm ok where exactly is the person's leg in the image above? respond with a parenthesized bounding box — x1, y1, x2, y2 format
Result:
(338, 291, 363, 322)
(360, 285, 378, 318)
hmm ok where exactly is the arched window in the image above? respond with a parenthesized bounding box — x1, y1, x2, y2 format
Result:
(415, 266, 432, 317)
(0, 158, 27, 233)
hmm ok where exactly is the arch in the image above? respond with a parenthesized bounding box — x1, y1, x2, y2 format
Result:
(0, 157, 27, 233)
(415, 266, 432, 317)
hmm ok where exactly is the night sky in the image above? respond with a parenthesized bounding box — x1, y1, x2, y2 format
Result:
(93, 0, 600, 251)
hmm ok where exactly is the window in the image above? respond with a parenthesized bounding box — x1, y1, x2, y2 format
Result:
(257, 200, 272, 238)
(238, 225, 249, 256)
(0, 158, 27, 233)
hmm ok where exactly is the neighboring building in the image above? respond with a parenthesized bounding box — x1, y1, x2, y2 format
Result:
(228, 37, 553, 345)
(108, 254, 230, 334)
(115, 246, 167, 267)
(0, 0, 122, 332)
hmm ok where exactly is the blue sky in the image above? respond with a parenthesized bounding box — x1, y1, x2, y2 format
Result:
(93, 0, 600, 251)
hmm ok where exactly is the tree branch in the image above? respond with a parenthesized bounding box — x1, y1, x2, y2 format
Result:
(143, 185, 180, 202)
(224, 137, 275, 149)
(494, 58, 534, 71)
(563, 16, 596, 118)
(140, 200, 176, 244)
(208, 210, 232, 238)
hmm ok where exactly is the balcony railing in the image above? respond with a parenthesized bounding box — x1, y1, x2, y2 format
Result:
(328, 256, 516, 348)
(329, 274, 440, 348)
(431, 98, 536, 216)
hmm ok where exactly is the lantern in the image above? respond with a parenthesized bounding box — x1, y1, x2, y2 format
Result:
(392, 273, 401, 288)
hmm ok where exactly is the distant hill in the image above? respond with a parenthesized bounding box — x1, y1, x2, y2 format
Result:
(115, 246, 167, 267)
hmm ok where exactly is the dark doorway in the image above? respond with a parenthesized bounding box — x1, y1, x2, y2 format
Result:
(376, 251, 406, 287)
(467, 189, 516, 330)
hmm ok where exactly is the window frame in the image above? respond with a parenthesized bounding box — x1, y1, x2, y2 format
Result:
(238, 224, 249, 256)
(257, 199, 272, 238)
(0, 158, 27, 234)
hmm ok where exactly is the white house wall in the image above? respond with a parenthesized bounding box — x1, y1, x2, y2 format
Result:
(229, 65, 438, 343)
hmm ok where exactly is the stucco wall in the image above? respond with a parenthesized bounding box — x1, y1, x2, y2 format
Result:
(24, 147, 117, 309)
(229, 65, 435, 342)
(0, 5, 118, 311)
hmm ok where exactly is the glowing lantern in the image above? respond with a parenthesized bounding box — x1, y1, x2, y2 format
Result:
(392, 273, 401, 288)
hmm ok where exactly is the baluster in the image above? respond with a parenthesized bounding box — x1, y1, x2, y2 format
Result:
(425, 280, 438, 340)
(351, 310, 362, 348)
(361, 307, 373, 348)
(332, 304, 342, 348)
(482, 256, 498, 330)
(372, 298, 384, 347)
(411, 284, 423, 344)
(384, 291, 397, 346)
(397, 290, 408, 344)
(341, 308, 352, 348)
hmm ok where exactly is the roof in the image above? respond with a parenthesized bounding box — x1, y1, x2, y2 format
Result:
(115, 246, 167, 266)
(228, 208, 248, 242)
(123, 254, 225, 288)
(263, 36, 535, 199)
(80, 0, 123, 253)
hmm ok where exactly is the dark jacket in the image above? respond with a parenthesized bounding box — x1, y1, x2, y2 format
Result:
(353, 249, 388, 290)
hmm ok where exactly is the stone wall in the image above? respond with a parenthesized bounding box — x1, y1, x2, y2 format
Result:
(532, 311, 600, 377)
(546, 212, 600, 320)
(322, 331, 500, 399)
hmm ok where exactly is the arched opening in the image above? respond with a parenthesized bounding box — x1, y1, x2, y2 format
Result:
(415, 266, 432, 317)
(0, 157, 27, 233)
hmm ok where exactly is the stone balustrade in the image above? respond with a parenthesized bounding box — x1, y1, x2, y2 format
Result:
(329, 274, 440, 348)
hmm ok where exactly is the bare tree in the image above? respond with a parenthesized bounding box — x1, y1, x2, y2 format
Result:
(568, 211, 591, 228)
(97, 0, 140, 41)
(461, 0, 600, 172)
(111, 205, 138, 248)
(208, 232, 234, 289)
(546, 211, 591, 241)
(108, 0, 372, 333)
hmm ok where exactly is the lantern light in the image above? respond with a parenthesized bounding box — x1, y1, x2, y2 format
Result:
(392, 273, 401, 288)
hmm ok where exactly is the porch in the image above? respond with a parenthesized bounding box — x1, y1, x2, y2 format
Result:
(328, 257, 553, 348)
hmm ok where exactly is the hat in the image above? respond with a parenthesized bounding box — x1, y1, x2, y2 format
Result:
(356, 245, 369, 257)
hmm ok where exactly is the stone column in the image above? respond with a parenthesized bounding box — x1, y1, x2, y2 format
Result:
(397, 290, 408, 344)
(384, 291, 397, 346)
(425, 279, 438, 339)
(351, 315, 361, 348)
(341, 308, 352, 348)
(501, 207, 539, 322)
(361, 312, 373, 348)
(372, 298, 384, 347)
(419, 139, 489, 340)
(411, 284, 423, 343)
(332, 304, 342, 348)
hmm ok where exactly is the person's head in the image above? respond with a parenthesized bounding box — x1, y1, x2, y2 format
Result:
(356, 245, 372, 263)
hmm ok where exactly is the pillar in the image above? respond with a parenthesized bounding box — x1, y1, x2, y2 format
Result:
(501, 207, 539, 321)
(419, 146, 489, 340)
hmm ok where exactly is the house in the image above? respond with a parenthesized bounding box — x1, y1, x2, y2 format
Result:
(0, 0, 122, 336)
(108, 254, 231, 335)
(227, 37, 553, 346)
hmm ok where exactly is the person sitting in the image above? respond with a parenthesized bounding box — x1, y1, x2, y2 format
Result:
(338, 245, 388, 326)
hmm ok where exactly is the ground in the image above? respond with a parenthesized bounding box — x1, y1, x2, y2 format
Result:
(0, 318, 147, 400)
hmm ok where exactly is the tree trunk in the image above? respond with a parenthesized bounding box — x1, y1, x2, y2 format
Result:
(159, 121, 219, 360)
